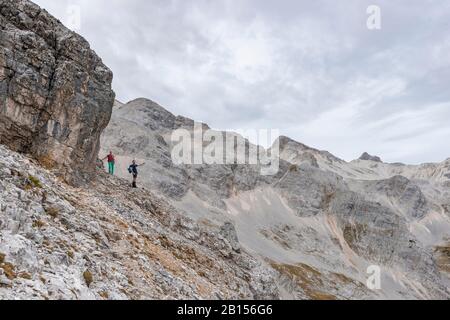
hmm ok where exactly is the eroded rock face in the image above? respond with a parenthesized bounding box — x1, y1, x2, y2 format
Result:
(0, 0, 115, 185)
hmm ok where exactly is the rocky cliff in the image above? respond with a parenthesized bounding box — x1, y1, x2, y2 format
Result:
(0, 0, 115, 185)
(359, 152, 382, 163)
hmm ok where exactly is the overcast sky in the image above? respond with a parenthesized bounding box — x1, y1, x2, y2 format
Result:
(33, 0, 450, 164)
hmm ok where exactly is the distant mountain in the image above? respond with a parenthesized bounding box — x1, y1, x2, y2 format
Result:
(100, 98, 450, 299)
(359, 152, 382, 163)
(1, 0, 449, 300)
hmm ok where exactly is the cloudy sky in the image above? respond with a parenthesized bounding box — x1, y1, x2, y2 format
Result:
(34, 0, 450, 164)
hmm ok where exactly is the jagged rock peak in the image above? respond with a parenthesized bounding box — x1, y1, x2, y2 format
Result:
(359, 152, 382, 163)
(0, 0, 115, 185)
(275, 136, 344, 163)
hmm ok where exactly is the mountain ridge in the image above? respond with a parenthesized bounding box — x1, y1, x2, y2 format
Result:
(115, 98, 449, 166)
(100, 98, 450, 299)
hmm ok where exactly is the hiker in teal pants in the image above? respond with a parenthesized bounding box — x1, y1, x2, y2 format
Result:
(102, 151, 115, 175)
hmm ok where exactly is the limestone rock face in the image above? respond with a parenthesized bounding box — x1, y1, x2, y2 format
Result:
(0, 0, 115, 185)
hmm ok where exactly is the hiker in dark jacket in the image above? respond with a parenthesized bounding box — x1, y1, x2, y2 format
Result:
(128, 160, 145, 188)
(102, 151, 115, 175)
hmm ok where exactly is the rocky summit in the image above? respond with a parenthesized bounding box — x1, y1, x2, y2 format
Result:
(359, 152, 382, 163)
(1, 0, 450, 300)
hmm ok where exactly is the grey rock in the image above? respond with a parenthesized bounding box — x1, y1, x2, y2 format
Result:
(0, 0, 115, 186)
(374, 175, 430, 219)
(220, 222, 241, 253)
(359, 152, 382, 162)
(0, 275, 12, 286)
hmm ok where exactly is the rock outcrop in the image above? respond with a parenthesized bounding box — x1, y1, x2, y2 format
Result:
(0, 0, 115, 185)
(359, 152, 382, 163)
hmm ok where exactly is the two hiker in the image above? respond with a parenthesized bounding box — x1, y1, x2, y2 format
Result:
(102, 152, 145, 188)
